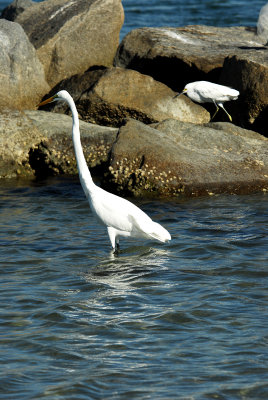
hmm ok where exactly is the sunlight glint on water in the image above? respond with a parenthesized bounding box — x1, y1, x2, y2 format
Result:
(0, 177, 267, 399)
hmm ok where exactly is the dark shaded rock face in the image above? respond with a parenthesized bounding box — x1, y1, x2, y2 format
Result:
(19, 0, 93, 49)
(0, 0, 34, 21)
(28, 141, 65, 179)
(37, 67, 108, 116)
(220, 55, 268, 136)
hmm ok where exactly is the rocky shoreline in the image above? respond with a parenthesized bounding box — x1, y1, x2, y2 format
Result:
(0, 0, 267, 197)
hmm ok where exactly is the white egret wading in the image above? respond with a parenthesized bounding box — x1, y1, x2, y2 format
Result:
(38, 90, 171, 252)
(174, 81, 239, 121)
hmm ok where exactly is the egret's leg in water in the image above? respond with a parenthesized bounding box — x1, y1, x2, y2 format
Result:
(107, 226, 116, 250)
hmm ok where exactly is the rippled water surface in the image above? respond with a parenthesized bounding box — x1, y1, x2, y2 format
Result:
(120, 0, 266, 38)
(0, 0, 268, 398)
(0, 0, 267, 39)
(0, 177, 267, 399)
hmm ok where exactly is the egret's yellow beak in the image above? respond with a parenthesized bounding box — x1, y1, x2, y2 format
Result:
(37, 94, 57, 107)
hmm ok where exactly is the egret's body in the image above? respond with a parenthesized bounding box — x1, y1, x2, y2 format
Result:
(38, 90, 171, 251)
(175, 81, 239, 121)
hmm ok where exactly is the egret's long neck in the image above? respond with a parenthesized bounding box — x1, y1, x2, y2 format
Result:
(68, 96, 95, 194)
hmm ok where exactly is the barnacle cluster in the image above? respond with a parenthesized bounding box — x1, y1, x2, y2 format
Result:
(105, 156, 185, 197)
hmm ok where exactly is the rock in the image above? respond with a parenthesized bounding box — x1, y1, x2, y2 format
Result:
(219, 55, 268, 136)
(204, 121, 266, 140)
(257, 2, 268, 44)
(15, 0, 124, 87)
(27, 111, 118, 178)
(0, 110, 118, 179)
(103, 118, 268, 197)
(2, 111, 267, 197)
(42, 67, 210, 127)
(0, 110, 44, 178)
(0, 19, 49, 110)
(115, 26, 267, 133)
(115, 26, 265, 91)
(37, 66, 108, 116)
(1, 0, 34, 21)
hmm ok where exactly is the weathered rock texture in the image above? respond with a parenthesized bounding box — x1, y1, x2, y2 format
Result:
(115, 26, 265, 90)
(40, 67, 210, 127)
(0, 110, 44, 178)
(0, 19, 49, 110)
(1, 110, 268, 196)
(39, 66, 108, 115)
(103, 118, 268, 197)
(0, 111, 118, 179)
(115, 26, 268, 133)
(1, 0, 34, 21)
(16, 0, 124, 87)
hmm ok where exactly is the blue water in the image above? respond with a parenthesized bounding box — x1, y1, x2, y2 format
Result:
(0, 177, 268, 399)
(120, 0, 266, 38)
(1, 0, 268, 399)
(0, 0, 267, 39)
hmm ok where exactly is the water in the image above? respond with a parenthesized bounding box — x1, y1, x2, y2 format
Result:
(0, 0, 267, 39)
(120, 0, 266, 38)
(1, 0, 268, 398)
(0, 177, 268, 399)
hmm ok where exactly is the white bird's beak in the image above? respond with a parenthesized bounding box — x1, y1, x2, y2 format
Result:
(173, 88, 187, 99)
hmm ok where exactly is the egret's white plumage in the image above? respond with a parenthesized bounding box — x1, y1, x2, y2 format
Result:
(38, 90, 171, 251)
(175, 80, 239, 121)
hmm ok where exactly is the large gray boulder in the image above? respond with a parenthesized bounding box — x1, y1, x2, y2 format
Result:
(15, 0, 124, 87)
(0, 110, 118, 179)
(1, 111, 268, 197)
(115, 26, 265, 91)
(39, 67, 210, 127)
(0, 19, 49, 110)
(103, 118, 268, 197)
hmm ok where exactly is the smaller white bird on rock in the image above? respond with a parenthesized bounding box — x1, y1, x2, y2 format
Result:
(174, 80, 239, 121)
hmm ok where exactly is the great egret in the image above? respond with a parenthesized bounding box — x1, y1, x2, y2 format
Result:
(174, 81, 239, 121)
(38, 90, 171, 252)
